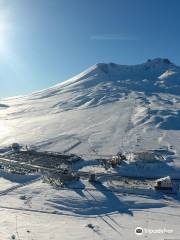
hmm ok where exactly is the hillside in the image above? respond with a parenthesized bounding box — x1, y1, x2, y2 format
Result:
(0, 58, 179, 168)
(0, 58, 180, 240)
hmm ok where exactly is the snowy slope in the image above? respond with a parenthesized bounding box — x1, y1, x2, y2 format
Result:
(0, 173, 180, 240)
(0, 58, 180, 168)
(0, 58, 180, 240)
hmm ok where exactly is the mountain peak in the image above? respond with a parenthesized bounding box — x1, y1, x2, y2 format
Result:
(92, 58, 176, 74)
(145, 58, 174, 66)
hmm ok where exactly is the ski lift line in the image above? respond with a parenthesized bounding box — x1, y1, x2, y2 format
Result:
(120, 95, 137, 152)
(85, 188, 122, 234)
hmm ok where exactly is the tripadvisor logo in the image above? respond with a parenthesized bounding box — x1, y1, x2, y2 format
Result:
(135, 227, 143, 235)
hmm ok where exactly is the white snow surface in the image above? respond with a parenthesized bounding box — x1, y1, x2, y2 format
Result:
(0, 173, 180, 240)
(0, 58, 180, 169)
(0, 58, 180, 240)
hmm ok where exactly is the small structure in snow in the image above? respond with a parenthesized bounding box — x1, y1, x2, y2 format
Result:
(111, 152, 126, 167)
(126, 151, 164, 163)
(155, 176, 173, 191)
(88, 173, 96, 182)
(11, 143, 21, 152)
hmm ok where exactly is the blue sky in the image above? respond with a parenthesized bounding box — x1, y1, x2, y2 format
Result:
(0, 0, 180, 97)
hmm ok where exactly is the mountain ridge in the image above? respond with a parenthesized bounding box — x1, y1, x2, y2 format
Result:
(1, 58, 179, 101)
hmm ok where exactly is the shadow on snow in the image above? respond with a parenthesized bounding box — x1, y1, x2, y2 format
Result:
(47, 181, 167, 217)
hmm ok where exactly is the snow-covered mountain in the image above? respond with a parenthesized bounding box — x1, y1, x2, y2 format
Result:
(0, 58, 180, 166)
(1, 57, 180, 240)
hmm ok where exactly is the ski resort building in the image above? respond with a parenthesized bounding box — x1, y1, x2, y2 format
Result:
(126, 151, 163, 163)
(154, 176, 173, 190)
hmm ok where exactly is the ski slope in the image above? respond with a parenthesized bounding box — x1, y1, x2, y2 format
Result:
(0, 58, 180, 170)
(0, 58, 180, 239)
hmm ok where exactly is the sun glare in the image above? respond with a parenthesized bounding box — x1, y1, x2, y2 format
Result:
(0, 7, 12, 53)
(0, 21, 10, 49)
